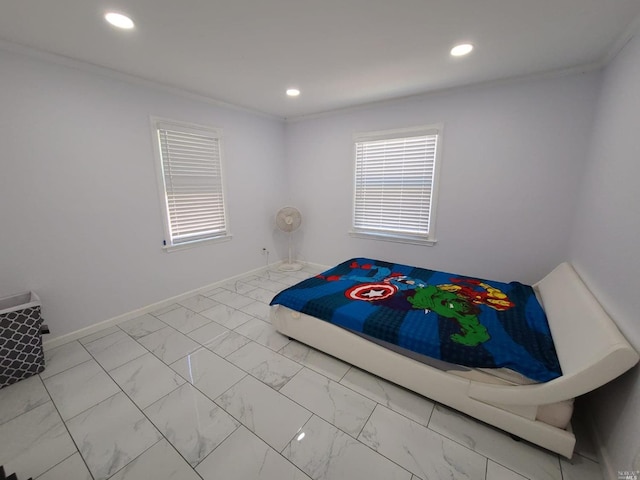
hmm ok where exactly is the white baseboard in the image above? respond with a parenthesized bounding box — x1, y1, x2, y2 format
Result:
(42, 262, 287, 351)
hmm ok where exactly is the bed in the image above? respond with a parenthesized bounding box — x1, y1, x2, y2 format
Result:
(269, 258, 639, 458)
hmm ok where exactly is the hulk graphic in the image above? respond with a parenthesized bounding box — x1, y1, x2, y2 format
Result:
(328, 261, 510, 346)
(407, 285, 490, 346)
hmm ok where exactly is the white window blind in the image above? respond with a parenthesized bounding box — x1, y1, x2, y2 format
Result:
(154, 120, 229, 249)
(352, 126, 441, 244)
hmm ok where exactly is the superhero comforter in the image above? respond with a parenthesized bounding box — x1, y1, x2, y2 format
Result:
(270, 258, 562, 382)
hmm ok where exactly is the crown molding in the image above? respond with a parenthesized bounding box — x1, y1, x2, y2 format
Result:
(0, 38, 282, 122)
(285, 61, 603, 123)
(600, 12, 640, 66)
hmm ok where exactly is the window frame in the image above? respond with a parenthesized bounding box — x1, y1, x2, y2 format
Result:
(151, 116, 232, 252)
(350, 124, 443, 246)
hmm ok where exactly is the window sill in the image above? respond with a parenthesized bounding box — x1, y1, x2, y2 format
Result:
(349, 230, 437, 246)
(162, 234, 232, 252)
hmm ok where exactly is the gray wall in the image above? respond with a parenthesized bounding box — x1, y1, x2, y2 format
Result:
(0, 48, 287, 338)
(285, 73, 600, 284)
(569, 33, 640, 476)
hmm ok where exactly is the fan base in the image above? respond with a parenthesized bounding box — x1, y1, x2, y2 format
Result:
(278, 262, 304, 272)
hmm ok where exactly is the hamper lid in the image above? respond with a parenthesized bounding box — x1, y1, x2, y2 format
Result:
(0, 291, 40, 315)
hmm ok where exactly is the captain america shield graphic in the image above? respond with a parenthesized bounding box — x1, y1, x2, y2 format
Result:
(345, 283, 398, 301)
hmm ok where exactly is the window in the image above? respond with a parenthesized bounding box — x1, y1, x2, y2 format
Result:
(151, 118, 230, 251)
(351, 125, 442, 245)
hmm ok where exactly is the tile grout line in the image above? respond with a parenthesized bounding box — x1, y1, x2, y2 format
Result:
(149, 330, 415, 479)
(45, 325, 184, 479)
(7, 266, 589, 480)
(81, 338, 199, 479)
(44, 287, 435, 478)
(122, 301, 437, 480)
(38, 340, 98, 480)
(424, 404, 562, 480)
(272, 366, 432, 479)
(115, 316, 306, 475)
(126, 324, 310, 477)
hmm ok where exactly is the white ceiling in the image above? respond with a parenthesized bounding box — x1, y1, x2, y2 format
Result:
(1, 0, 639, 119)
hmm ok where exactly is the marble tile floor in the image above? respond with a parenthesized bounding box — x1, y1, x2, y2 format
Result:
(0, 265, 604, 480)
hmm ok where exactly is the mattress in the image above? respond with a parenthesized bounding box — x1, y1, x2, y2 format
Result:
(270, 258, 562, 383)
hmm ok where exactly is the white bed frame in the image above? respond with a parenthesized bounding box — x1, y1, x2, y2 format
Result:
(271, 262, 639, 458)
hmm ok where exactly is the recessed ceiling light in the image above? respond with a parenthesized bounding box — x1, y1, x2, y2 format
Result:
(450, 43, 474, 57)
(286, 88, 301, 97)
(105, 12, 135, 29)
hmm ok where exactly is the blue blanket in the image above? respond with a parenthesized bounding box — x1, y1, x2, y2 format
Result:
(270, 258, 561, 382)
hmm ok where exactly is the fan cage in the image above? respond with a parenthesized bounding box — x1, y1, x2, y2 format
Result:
(275, 206, 303, 271)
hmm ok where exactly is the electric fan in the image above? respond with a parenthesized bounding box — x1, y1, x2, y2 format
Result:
(275, 206, 303, 271)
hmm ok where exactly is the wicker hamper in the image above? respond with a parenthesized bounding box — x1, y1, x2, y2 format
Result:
(0, 292, 46, 389)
